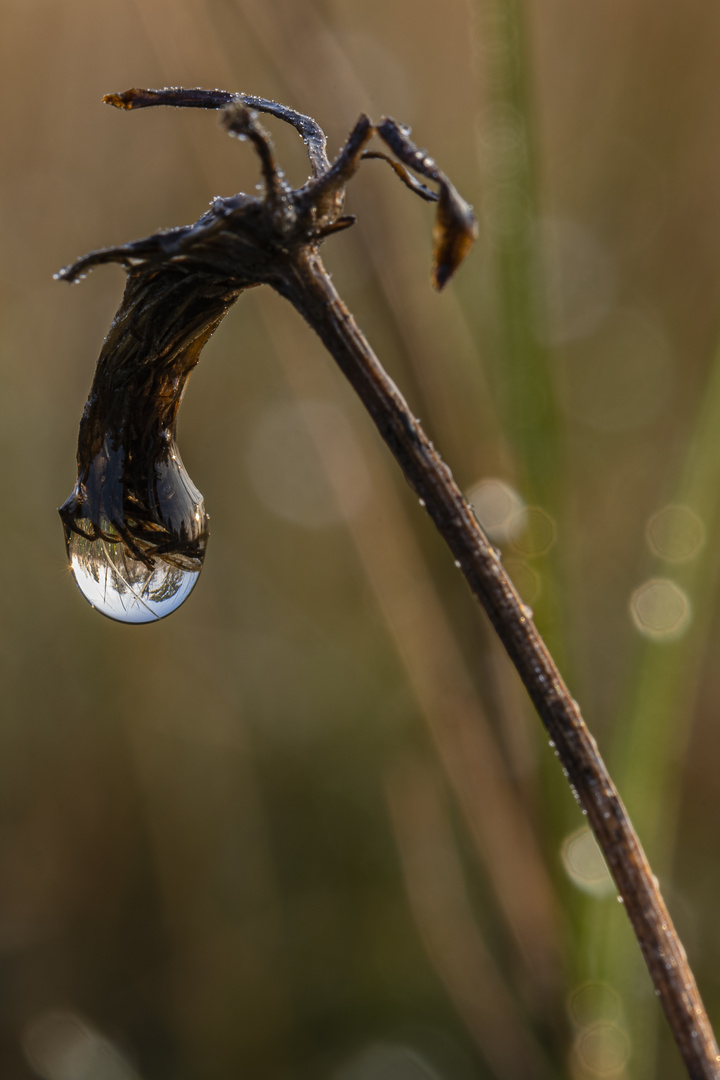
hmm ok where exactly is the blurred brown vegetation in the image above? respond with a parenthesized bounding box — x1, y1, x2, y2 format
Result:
(2, 0, 720, 1078)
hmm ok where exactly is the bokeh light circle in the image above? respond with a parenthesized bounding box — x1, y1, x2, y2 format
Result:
(629, 579, 691, 640)
(645, 504, 705, 563)
(467, 478, 526, 543)
(561, 827, 614, 896)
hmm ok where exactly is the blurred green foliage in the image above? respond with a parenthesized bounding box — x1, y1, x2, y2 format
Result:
(2, 1, 720, 1077)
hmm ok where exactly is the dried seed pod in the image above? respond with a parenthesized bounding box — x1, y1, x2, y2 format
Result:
(58, 89, 476, 621)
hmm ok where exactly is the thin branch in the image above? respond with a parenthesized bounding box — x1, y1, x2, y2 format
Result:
(59, 89, 720, 1079)
(103, 86, 330, 176)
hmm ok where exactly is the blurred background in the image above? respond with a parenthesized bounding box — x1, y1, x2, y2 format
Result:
(1, 0, 720, 1077)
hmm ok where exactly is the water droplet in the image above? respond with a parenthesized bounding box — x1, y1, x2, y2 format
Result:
(60, 437, 208, 624)
(65, 520, 206, 623)
(617, 896, 624, 904)
(418, 498, 426, 508)
(454, 559, 461, 568)
(520, 603, 534, 619)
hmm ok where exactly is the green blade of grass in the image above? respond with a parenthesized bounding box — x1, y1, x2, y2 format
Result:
(581, 328, 720, 1080)
(480, 0, 561, 509)
(475, 0, 570, 680)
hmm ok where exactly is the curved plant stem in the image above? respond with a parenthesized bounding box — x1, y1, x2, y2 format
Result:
(279, 247, 720, 1080)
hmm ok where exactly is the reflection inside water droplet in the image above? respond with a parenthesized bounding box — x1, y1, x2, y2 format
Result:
(60, 438, 208, 624)
(66, 517, 206, 623)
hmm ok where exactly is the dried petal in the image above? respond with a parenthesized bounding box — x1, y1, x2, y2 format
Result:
(432, 182, 477, 290)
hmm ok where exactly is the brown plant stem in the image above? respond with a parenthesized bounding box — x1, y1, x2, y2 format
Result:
(279, 247, 720, 1080)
